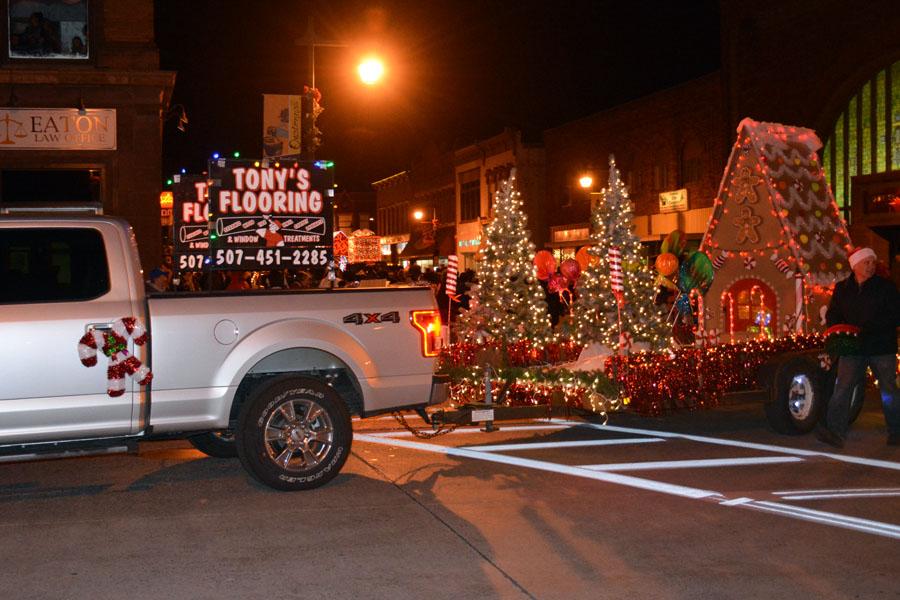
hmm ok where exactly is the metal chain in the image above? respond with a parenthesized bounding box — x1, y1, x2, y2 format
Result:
(391, 412, 460, 439)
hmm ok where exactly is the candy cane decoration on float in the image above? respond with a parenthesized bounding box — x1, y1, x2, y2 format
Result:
(689, 287, 705, 338)
(793, 271, 805, 333)
(721, 291, 735, 342)
(608, 246, 625, 351)
(750, 284, 771, 339)
(77, 317, 153, 397)
(445, 254, 459, 342)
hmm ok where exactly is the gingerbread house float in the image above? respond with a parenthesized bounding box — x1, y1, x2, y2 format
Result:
(700, 118, 853, 341)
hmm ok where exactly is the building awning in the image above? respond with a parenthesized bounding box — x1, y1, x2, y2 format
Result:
(398, 225, 456, 259)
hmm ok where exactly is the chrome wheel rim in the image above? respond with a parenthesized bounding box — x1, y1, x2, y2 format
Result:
(788, 374, 814, 420)
(263, 398, 334, 472)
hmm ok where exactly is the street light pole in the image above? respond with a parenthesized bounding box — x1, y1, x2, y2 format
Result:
(295, 16, 346, 93)
(295, 16, 346, 161)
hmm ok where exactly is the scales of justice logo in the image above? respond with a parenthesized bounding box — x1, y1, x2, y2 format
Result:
(0, 112, 28, 145)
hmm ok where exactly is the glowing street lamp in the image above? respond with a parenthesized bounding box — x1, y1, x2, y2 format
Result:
(358, 56, 385, 85)
(412, 207, 440, 265)
(579, 175, 593, 189)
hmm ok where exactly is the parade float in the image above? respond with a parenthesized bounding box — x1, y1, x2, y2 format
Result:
(432, 122, 871, 436)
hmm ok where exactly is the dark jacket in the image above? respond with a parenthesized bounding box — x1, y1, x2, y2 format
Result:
(825, 274, 899, 355)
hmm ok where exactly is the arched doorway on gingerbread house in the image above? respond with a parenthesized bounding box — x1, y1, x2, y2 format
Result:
(720, 278, 777, 340)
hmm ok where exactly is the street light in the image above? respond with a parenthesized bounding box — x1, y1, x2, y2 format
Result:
(413, 207, 439, 267)
(413, 207, 438, 230)
(357, 56, 385, 85)
(578, 175, 593, 189)
(294, 18, 386, 160)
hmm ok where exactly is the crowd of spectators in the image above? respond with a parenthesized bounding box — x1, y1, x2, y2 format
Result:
(145, 261, 477, 306)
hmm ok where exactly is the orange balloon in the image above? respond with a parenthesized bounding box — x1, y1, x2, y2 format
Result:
(655, 252, 679, 277)
(575, 246, 598, 270)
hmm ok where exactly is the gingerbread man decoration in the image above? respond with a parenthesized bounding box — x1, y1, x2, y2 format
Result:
(734, 166, 762, 205)
(733, 206, 763, 244)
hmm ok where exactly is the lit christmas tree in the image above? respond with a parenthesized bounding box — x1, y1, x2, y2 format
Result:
(571, 155, 670, 351)
(456, 169, 552, 346)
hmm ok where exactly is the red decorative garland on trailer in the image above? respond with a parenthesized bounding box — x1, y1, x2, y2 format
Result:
(440, 335, 830, 416)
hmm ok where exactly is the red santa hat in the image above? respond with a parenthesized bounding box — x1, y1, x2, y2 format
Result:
(847, 246, 875, 268)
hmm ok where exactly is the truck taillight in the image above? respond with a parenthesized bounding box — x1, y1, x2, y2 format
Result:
(410, 310, 442, 357)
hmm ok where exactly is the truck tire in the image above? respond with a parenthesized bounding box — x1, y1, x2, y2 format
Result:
(188, 431, 237, 458)
(236, 376, 351, 491)
(765, 356, 825, 434)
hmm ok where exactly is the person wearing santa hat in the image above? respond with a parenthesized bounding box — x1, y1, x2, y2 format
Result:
(816, 247, 900, 448)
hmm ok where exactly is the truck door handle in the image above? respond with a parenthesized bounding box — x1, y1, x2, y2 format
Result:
(85, 322, 113, 332)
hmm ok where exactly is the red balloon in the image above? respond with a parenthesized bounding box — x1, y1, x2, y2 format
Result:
(533, 250, 557, 281)
(560, 258, 581, 282)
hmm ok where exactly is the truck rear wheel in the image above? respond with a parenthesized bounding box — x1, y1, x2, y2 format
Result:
(188, 431, 237, 458)
(236, 376, 351, 491)
(765, 357, 825, 434)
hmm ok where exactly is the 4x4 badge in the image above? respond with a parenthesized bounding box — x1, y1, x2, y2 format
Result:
(343, 311, 401, 325)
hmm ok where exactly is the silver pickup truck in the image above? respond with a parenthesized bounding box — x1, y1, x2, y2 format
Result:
(0, 215, 447, 490)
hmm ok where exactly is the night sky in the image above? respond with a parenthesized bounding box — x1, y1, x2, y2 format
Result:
(154, 1, 720, 191)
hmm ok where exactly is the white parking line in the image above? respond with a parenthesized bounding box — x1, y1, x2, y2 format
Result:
(356, 422, 900, 540)
(580, 456, 803, 471)
(774, 487, 900, 495)
(355, 433, 720, 499)
(748, 500, 900, 538)
(555, 420, 900, 472)
(775, 491, 900, 501)
(463, 438, 664, 452)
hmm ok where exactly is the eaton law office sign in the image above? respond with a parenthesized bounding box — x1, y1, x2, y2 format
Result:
(0, 108, 116, 150)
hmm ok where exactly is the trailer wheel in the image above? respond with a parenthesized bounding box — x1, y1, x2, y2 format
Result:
(188, 430, 237, 458)
(236, 376, 351, 491)
(765, 357, 825, 434)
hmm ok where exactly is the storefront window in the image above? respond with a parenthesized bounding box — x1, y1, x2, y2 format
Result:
(861, 81, 872, 175)
(459, 172, 480, 222)
(822, 59, 900, 220)
(8, 0, 88, 60)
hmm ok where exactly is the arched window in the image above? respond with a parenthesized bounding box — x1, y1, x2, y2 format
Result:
(822, 60, 900, 222)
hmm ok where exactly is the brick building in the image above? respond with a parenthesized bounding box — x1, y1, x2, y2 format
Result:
(0, 0, 174, 270)
(542, 73, 727, 260)
(453, 128, 545, 271)
(374, 1, 900, 285)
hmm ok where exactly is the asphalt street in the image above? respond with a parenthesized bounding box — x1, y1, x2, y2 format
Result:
(1, 398, 898, 599)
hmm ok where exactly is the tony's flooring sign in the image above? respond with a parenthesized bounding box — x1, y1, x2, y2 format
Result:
(207, 158, 334, 270)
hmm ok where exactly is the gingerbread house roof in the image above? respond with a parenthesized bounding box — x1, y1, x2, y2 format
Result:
(702, 118, 853, 288)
